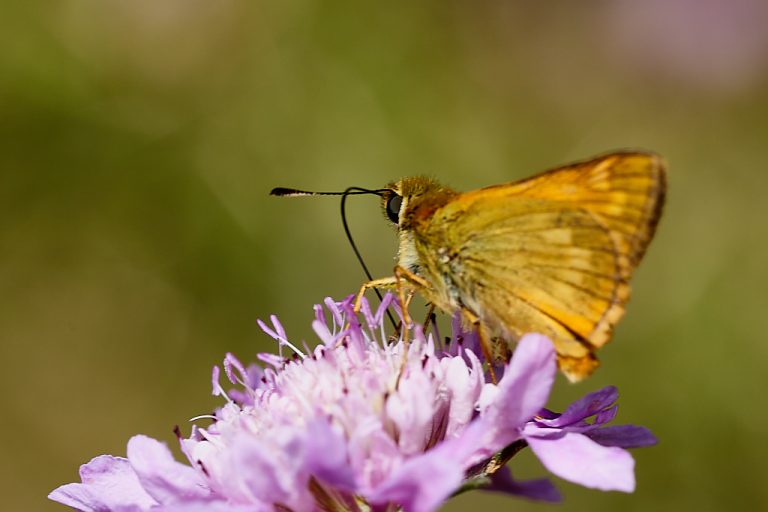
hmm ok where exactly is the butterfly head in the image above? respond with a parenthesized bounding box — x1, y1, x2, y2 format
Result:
(381, 177, 457, 230)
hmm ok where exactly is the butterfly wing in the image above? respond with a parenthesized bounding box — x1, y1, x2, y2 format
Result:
(413, 151, 666, 381)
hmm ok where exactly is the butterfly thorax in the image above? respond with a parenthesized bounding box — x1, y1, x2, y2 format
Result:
(394, 178, 461, 312)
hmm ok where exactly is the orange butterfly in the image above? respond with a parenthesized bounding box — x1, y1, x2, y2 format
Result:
(274, 151, 666, 381)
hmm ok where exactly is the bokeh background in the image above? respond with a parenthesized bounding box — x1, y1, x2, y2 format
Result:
(3, 0, 768, 510)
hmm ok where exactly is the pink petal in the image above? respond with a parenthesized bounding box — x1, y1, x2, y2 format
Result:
(443, 353, 483, 436)
(227, 434, 299, 506)
(49, 455, 157, 511)
(537, 386, 618, 427)
(127, 435, 211, 504)
(527, 432, 636, 492)
(368, 449, 464, 512)
(586, 425, 658, 448)
(386, 372, 436, 455)
(485, 466, 561, 503)
(486, 334, 556, 429)
(348, 424, 402, 491)
(312, 319, 335, 345)
(301, 420, 356, 490)
(159, 503, 267, 512)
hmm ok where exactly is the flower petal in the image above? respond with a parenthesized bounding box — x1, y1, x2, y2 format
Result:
(302, 420, 356, 491)
(537, 386, 618, 428)
(159, 503, 264, 512)
(127, 435, 211, 504)
(48, 455, 158, 511)
(485, 334, 556, 429)
(348, 424, 402, 491)
(485, 466, 561, 503)
(386, 371, 437, 455)
(586, 425, 658, 448)
(592, 404, 618, 427)
(528, 433, 636, 492)
(443, 352, 483, 437)
(368, 449, 464, 512)
(217, 431, 309, 509)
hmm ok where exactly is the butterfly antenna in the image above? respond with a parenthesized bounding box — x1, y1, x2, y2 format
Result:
(271, 185, 398, 330)
(340, 187, 398, 331)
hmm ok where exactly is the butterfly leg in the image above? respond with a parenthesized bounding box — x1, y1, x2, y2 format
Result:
(462, 308, 498, 384)
(422, 303, 437, 334)
(389, 266, 433, 388)
(353, 276, 399, 314)
(354, 267, 429, 324)
(347, 277, 403, 346)
(351, 274, 413, 343)
(354, 267, 434, 390)
(352, 266, 429, 387)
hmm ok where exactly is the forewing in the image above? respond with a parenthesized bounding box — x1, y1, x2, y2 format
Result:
(417, 151, 666, 381)
(476, 151, 667, 274)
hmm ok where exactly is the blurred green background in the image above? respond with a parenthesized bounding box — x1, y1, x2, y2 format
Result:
(2, 0, 767, 510)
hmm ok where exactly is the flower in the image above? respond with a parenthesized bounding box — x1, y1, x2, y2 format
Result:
(50, 294, 656, 511)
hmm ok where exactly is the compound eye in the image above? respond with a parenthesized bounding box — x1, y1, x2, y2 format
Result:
(386, 194, 403, 224)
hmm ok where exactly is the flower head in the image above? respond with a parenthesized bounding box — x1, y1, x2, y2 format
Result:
(50, 294, 656, 511)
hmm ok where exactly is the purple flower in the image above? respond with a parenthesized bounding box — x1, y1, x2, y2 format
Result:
(522, 386, 657, 492)
(50, 294, 656, 511)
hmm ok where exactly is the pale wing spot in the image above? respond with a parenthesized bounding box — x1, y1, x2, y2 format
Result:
(536, 228, 573, 245)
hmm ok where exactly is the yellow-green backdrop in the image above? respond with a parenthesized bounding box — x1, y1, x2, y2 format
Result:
(2, 1, 767, 510)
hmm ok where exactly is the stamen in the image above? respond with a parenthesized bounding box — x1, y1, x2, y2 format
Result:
(188, 414, 218, 422)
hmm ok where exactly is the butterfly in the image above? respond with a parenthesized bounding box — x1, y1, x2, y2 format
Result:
(273, 151, 666, 381)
